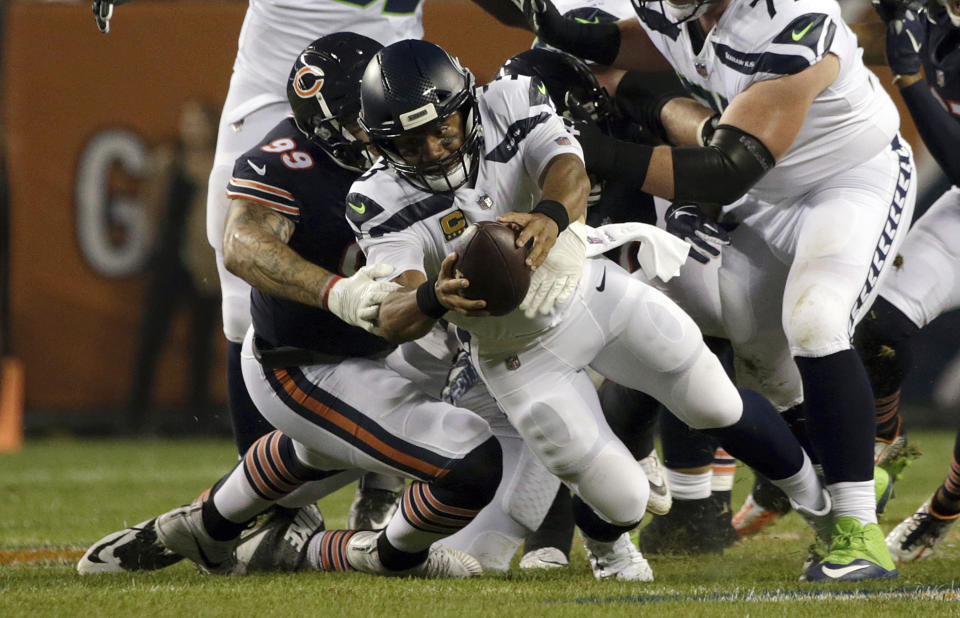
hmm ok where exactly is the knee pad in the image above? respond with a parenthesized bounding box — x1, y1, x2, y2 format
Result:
(673, 349, 743, 430)
(435, 437, 502, 510)
(786, 284, 851, 357)
(566, 442, 648, 527)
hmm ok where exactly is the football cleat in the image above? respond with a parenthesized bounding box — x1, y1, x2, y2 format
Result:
(583, 533, 654, 582)
(155, 504, 239, 574)
(638, 448, 672, 516)
(347, 487, 402, 531)
(639, 495, 737, 554)
(732, 474, 792, 537)
(803, 516, 898, 582)
(732, 493, 783, 537)
(875, 466, 894, 515)
(77, 518, 183, 574)
(344, 531, 482, 578)
(518, 547, 569, 570)
(233, 505, 325, 574)
(886, 498, 960, 562)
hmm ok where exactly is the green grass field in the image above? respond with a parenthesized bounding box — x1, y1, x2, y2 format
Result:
(3, 430, 960, 617)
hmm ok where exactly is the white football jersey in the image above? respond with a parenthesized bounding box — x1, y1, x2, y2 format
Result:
(233, 0, 425, 108)
(349, 75, 583, 345)
(632, 0, 900, 201)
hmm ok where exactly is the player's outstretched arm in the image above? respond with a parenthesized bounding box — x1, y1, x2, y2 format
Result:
(376, 255, 488, 343)
(223, 198, 399, 332)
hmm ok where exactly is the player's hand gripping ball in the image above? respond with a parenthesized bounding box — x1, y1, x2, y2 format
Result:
(455, 221, 532, 316)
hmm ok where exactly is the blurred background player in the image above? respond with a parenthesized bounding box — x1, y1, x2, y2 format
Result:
(126, 99, 221, 434)
(79, 33, 500, 579)
(91, 0, 528, 532)
(851, 0, 960, 562)
(522, 0, 918, 580)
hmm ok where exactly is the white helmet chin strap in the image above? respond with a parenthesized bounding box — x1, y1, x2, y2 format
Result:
(940, 0, 960, 28)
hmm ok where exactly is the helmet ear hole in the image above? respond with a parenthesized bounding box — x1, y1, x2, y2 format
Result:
(286, 32, 383, 172)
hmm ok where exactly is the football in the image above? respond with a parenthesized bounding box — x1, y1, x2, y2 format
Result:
(455, 221, 531, 316)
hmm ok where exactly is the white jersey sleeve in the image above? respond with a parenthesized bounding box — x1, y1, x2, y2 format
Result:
(477, 75, 584, 188)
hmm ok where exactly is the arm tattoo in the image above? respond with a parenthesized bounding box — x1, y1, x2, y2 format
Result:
(223, 199, 336, 307)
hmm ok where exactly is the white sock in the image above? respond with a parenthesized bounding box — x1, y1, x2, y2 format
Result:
(828, 480, 877, 525)
(711, 448, 736, 492)
(769, 452, 825, 512)
(666, 469, 711, 500)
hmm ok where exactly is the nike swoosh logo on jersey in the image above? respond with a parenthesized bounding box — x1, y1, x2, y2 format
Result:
(574, 16, 600, 24)
(537, 81, 548, 95)
(596, 266, 606, 292)
(820, 563, 871, 578)
(792, 22, 815, 41)
(248, 160, 267, 176)
(348, 201, 366, 214)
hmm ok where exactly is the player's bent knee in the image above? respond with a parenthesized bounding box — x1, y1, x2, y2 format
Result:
(436, 436, 503, 509)
(567, 442, 648, 527)
(786, 284, 851, 356)
(672, 348, 743, 430)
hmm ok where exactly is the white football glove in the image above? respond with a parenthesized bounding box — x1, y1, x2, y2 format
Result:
(326, 263, 401, 334)
(519, 221, 588, 318)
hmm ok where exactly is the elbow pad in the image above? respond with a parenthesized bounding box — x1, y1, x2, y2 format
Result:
(672, 125, 775, 205)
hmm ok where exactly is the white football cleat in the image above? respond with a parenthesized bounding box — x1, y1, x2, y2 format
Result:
(639, 448, 672, 516)
(518, 547, 569, 570)
(886, 498, 959, 563)
(233, 505, 324, 574)
(583, 533, 654, 582)
(77, 518, 183, 574)
(347, 487, 402, 531)
(155, 504, 239, 574)
(345, 531, 482, 578)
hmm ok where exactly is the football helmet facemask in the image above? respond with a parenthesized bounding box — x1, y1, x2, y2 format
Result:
(359, 39, 482, 193)
(287, 32, 383, 172)
(498, 47, 619, 134)
(640, 0, 722, 27)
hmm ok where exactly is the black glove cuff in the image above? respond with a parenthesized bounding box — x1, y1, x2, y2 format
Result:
(614, 72, 687, 141)
(416, 277, 446, 320)
(541, 15, 621, 66)
(532, 199, 570, 233)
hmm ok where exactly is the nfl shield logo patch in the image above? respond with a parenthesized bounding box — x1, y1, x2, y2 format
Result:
(477, 195, 493, 209)
(696, 62, 708, 77)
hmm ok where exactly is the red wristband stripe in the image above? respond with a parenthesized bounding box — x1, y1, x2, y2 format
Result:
(320, 276, 344, 311)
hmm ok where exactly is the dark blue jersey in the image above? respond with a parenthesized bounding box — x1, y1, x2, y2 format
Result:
(227, 118, 392, 358)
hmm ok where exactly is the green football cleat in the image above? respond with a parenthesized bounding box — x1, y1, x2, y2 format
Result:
(803, 516, 898, 582)
(875, 466, 894, 514)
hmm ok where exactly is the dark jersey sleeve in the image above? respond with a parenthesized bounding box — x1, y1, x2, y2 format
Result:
(226, 126, 308, 220)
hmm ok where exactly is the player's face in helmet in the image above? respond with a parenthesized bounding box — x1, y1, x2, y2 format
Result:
(287, 32, 383, 172)
(391, 112, 465, 169)
(642, 0, 724, 25)
(359, 39, 482, 193)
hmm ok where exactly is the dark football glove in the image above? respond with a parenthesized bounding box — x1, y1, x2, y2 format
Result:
(664, 202, 730, 264)
(872, 0, 925, 76)
(93, 0, 132, 34)
(886, 9, 925, 77)
(510, 0, 562, 37)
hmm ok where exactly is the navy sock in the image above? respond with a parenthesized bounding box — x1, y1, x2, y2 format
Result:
(660, 408, 716, 469)
(795, 350, 875, 484)
(599, 381, 659, 459)
(377, 532, 428, 571)
(571, 496, 637, 542)
(781, 404, 818, 464)
(227, 341, 274, 455)
(524, 487, 574, 556)
(703, 388, 803, 481)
